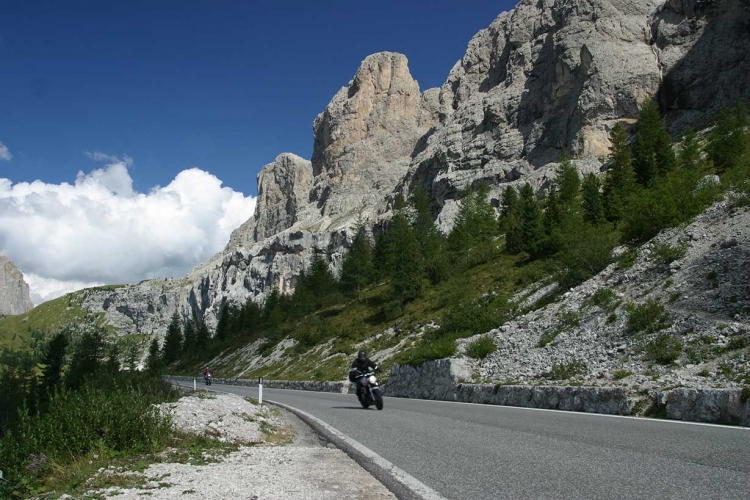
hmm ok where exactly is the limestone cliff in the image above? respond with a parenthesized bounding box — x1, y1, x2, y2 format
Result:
(81, 0, 750, 338)
(310, 52, 439, 218)
(0, 256, 34, 315)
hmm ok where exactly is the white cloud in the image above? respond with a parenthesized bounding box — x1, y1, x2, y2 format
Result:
(0, 157, 256, 304)
(0, 142, 11, 161)
(84, 151, 133, 166)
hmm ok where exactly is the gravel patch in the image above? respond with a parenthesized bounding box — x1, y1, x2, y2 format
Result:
(156, 393, 281, 444)
(85, 392, 395, 499)
(96, 446, 395, 499)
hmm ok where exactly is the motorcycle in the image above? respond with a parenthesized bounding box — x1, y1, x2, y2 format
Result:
(350, 369, 384, 410)
(204, 373, 212, 386)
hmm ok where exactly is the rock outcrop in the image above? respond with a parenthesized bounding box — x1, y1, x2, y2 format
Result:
(80, 0, 750, 339)
(655, 0, 750, 130)
(0, 256, 33, 315)
(228, 154, 314, 248)
(310, 52, 439, 218)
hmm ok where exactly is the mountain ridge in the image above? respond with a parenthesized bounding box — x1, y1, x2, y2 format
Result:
(68, 0, 749, 342)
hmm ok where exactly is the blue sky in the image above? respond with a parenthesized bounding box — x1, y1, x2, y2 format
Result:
(0, 0, 517, 303)
(1, 0, 513, 195)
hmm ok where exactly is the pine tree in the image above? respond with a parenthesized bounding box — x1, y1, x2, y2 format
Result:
(409, 185, 447, 284)
(182, 317, 196, 355)
(633, 100, 675, 186)
(40, 332, 68, 393)
(498, 185, 518, 233)
(517, 183, 545, 257)
(104, 343, 120, 374)
(581, 173, 606, 224)
(145, 337, 162, 374)
(372, 225, 395, 279)
(195, 315, 211, 350)
(339, 225, 374, 299)
(678, 126, 702, 170)
(708, 101, 750, 173)
(162, 312, 184, 363)
(66, 326, 106, 388)
(447, 182, 497, 263)
(305, 248, 339, 308)
(242, 298, 262, 338)
(215, 303, 230, 342)
(122, 335, 141, 371)
(543, 188, 562, 234)
(541, 188, 565, 255)
(603, 123, 636, 224)
(262, 289, 286, 330)
(389, 212, 424, 303)
(556, 150, 581, 208)
(504, 214, 523, 254)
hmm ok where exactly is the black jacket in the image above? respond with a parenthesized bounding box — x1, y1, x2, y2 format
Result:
(351, 357, 377, 373)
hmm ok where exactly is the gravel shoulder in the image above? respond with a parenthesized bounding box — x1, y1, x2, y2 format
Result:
(87, 392, 396, 499)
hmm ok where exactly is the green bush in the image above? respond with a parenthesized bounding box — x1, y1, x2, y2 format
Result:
(644, 333, 682, 365)
(559, 311, 581, 328)
(0, 373, 176, 498)
(589, 288, 617, 309)
(612, 369, 632, 380)
(559, 223, 619, 288)
(617, 248, 639, 269)
(652, 243, 687, 265)
(550, 359, 586, 380)
(727, 336, 748, 350)
(538, 329, 560, 348)
(621, 169, 721, 244)
(626, 299, 671, 335)
(466, 336, 497, 359)
(294, 318, 337, 349)
(399, 337, 457, 367)
(440, 297, 505, 339)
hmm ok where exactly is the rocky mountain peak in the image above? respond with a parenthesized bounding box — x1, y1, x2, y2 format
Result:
(0, 256, 34, 315)
(228, 153, 313, 248)
(310, 52, 439, 217)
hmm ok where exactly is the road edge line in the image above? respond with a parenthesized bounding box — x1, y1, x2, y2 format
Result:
(267, 399, 447, 500)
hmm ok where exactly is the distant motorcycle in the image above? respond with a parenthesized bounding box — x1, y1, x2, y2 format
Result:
(204, 373, 212, 386)
(350, 369, 384, 410)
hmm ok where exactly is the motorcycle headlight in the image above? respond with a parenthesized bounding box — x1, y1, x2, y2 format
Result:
(368, 375, 377, 384)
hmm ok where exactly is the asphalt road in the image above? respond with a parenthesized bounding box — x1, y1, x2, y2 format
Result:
(172, 381, 750, 500)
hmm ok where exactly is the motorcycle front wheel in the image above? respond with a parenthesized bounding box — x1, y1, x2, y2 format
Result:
(358, 392, 370, 409)
(372, 388, 383, 410)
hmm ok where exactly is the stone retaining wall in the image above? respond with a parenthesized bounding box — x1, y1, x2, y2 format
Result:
(663, 388, 750, 426)
(165, 375, 354, 394)
(386, 360, 750, 425)
(386, 360, 634, 415)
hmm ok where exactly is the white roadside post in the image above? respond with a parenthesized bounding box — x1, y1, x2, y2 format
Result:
(259, 377, 263, 405)
(193, 378, 196, 390)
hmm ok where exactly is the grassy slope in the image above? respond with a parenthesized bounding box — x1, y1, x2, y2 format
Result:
(0, 286, 124, 349)
(178, 249, 557, 381)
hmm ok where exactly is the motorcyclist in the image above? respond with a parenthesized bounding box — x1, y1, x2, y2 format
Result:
(203, 367, 213, 382)
(350, 350, 378, 396)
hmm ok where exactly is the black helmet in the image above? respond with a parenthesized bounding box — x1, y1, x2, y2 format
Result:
(357, 350, 366, 360)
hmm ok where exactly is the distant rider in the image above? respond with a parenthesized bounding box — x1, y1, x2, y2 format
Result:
(350, 350, 378, 396)
(203, 367, 213, 382)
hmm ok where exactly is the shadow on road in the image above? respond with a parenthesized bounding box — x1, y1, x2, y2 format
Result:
(330, 406, 373, 410)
